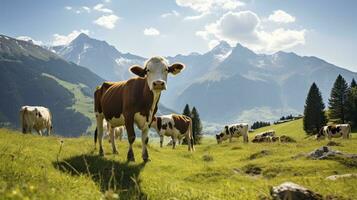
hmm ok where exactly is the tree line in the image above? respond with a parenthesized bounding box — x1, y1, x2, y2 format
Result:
(251, 121, 271, 130)
(303, 75, 357, 134)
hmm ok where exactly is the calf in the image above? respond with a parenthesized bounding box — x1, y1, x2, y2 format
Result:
(216, 123, 249, 144)
(317, 124, 351, 140)
(150, 114, 194, 151)
(20, 106, 52, 136)
(94, 56, 185, 161)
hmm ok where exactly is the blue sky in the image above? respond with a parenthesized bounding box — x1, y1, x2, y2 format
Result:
(1, 0, 357, 72)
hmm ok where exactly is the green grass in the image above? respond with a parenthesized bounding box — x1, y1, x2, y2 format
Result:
(42, 73, 95, 133)
(1, 119, 357, 199)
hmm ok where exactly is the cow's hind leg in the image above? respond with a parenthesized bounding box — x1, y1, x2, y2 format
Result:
(172, 136, 176, 149)
(141, 128, 150, 162)
(160, 135, 164, 148)
(109, 126, 118, 154)
(96, 113, 105, 156)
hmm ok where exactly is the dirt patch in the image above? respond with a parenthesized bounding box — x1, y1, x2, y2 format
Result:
(202, 154, 214, 162)
(327, 141, 342, 146)
(231, 146, 242, 150)
(243, 164, 262, 175)
(249, 150, 271, 160)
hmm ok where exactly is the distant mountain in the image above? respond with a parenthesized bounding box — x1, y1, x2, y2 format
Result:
(50, 33, 145, 81)
(173, 43, 357, 124)
(0, 34, 104, 136)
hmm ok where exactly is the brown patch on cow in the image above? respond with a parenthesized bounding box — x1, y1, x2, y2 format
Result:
(97, 77, 159, 121)
(172, 114, 191, 134)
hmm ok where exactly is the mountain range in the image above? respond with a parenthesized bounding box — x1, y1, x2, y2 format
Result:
(50, 34, 356, 128)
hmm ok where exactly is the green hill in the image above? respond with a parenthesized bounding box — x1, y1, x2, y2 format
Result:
(1, 119, 356, 199)
(0, 35, 104, 136)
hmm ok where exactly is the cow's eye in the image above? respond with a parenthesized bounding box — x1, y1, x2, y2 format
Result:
(146, 69, 150, 73)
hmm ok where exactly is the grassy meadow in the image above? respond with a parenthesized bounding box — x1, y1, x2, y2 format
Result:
(0, 119, 357, 199)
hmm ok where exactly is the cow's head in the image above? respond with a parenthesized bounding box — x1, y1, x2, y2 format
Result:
(130, 56, 185, 91)
(216, 133, 224, 144)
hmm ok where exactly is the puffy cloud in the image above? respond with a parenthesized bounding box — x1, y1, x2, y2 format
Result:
(176, 0, 244, 13)
(197, 11, 306, 52)
(52, 30, 90, 46)
(93, 4, 113, 13)
(93, 14, 119, 29)
(17, 36, 43, 46)
(143, 27, 160, 36)
(65, 6, 72, 10)
(161, 10, 180, 18)
(268, 10, 295, 23)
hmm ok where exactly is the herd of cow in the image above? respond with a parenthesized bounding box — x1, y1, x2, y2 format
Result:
(19, 56, 353, 162)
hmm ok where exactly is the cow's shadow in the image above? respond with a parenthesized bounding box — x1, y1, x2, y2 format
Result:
(53, 154, 147, 199)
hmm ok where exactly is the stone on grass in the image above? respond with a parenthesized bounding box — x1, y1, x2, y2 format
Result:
(270, 182, 322, 200)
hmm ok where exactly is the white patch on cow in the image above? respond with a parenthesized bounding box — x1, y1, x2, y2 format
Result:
(108, 114, 125, 127)
(145, 57, 169, 91)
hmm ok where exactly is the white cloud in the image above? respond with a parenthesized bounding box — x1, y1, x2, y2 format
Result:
(82, 6, 91, 13)
(143, 27, 160, 36)
(17, 36, 43, 46)
(161, 10, 180, 18)
(268, 10, 295, 23)
(75, 10, 81, 14)
(176, 0, 244, 13)
(104, 0, 111, 2)
(65, 6, 72, 10)
(52, 30, 90, 46)
(93, 14, 119, 29)
(93, 4, 113, 13)
(197, 11, 306, 52)
(184, 12, 208, 20)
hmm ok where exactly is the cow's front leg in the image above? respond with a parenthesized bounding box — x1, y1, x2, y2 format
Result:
(141, 127, 150, 162)
(229, 136, 232, 143)
(125, 116, 136, 162)
(37, 129, 42, 136)
(109, 127, 118, 154)
(160, 135, 164, 148)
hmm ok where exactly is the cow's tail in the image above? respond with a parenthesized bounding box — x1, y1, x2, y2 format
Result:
(189, 118, 195, 151)
(94, 127, 98, 146)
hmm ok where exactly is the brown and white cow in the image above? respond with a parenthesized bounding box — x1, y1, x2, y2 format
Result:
(216, 123, 249, 144)
(317, 124, 351, 140)
(20, 106, 52, 136)
(94, 56, 185, 161)
(150, 114, 194, 151)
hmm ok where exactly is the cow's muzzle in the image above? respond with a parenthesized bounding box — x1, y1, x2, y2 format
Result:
(153, 80, 166, 90)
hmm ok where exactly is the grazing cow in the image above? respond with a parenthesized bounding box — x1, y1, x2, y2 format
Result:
(216, 123, 249, 144)
(317, 124, 351, 140)
(94, 120, 125, 148)
(94, 56, 185, 161)
(20, 106, 52, 136)
(150, 114, 194, 151)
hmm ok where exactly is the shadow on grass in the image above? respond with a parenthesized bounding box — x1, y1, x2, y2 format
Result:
(53, 154, 147, 199)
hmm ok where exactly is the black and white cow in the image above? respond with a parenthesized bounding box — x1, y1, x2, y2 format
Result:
(317, 124, 351, 140)
(216, 123, 249, 144)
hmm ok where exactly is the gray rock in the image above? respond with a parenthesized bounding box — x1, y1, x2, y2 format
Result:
(307, 146, 342, 160)
(326, 174, 357, 181)
(270, 182, 322, 200)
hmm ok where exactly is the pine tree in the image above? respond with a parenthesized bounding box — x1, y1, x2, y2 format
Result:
(191, 107, 203, 144)
(328, 75, 349, 123)
(346, 79, 357, 128)
(303, 83, 327, 134)
(182, 104, 191, 117)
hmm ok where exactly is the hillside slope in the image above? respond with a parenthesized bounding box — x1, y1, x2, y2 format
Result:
(1, 119, 356, 199)
(0, 35, 104, 136)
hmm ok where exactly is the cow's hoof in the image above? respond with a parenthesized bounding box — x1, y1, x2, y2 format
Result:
(113, 150, 118, 155)
(127, 157, 135, 162)
(99, 149, 104, 156)
(127, 150, 135, 162)
(143, 158, 151, 163)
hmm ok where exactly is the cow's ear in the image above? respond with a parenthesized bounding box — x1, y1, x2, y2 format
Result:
(130, 65, 146, 77)
(168, 63, 185, 75)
